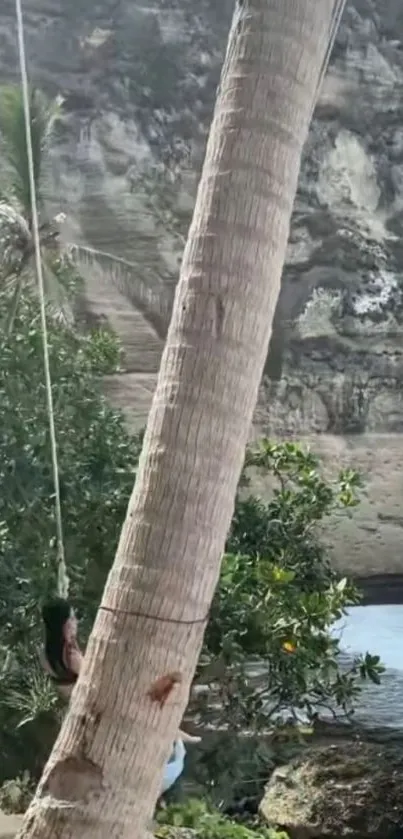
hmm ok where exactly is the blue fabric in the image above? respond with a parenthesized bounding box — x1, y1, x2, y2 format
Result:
(161, 739, 186, 793)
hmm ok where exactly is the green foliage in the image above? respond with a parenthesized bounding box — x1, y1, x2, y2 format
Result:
(197, 441, 383, 733)
(0, 284, 142, 779)
(0, 84, 61, 214)
(156, 798, 286, 839)
(227, 441, 361, 587)
(0, 84, 78, 330)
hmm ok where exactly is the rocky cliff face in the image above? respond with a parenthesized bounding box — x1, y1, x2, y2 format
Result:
(2, 0, 403, 580)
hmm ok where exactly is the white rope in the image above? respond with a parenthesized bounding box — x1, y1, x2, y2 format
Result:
(310, 0, 347, 123)
(15, 0, 69, 599)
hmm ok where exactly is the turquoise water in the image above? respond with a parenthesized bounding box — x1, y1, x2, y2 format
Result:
(333, 605, 403, 728)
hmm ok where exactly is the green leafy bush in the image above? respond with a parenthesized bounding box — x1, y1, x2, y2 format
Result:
(0, 285, 142, 779)
(197, 441, 383, 731)
(156, 798, 287, 839)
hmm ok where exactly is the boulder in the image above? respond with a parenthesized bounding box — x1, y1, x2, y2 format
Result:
(260, 740, 403, 838)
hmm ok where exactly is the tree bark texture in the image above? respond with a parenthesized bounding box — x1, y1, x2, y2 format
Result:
(18, 1, 344, 838)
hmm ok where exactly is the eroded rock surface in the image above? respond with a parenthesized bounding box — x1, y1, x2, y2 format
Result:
(2, 0, 403, 577)
(260, 740, 403, 838)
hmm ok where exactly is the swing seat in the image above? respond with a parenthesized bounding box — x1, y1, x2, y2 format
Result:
(49, 671, 77, 687)
(161, 739, 186, 793)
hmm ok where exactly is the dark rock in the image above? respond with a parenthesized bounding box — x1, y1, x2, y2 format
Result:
(260, 740, 403, 838)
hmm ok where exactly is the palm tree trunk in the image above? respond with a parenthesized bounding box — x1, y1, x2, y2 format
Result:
(18, 1, 344, 838)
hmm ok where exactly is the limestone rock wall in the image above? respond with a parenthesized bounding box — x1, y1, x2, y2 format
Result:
(1, 0, 403, 578)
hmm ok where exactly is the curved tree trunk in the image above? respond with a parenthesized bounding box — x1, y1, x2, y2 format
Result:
(18, 1, 344, 838)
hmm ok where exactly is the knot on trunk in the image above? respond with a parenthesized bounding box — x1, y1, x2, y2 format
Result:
(42, 756, 103, 803)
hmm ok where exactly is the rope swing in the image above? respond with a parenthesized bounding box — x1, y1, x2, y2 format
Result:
(15, 0, 69, 599)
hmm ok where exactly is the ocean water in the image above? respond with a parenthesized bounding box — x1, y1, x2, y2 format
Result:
(205, 606, 403, 730)
(332, 605, 403, 729)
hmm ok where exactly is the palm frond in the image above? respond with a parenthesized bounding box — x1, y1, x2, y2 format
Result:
(1, 668, 58, 726)
(41, 252, 74, 327)
(0, 209, 75, 330)
(0, 201, 31, 278)
(3, 273, 25, 335)
(0, 84, 62, 219)
(68, 243, 173, 341)
(0, 84, 175, 342)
